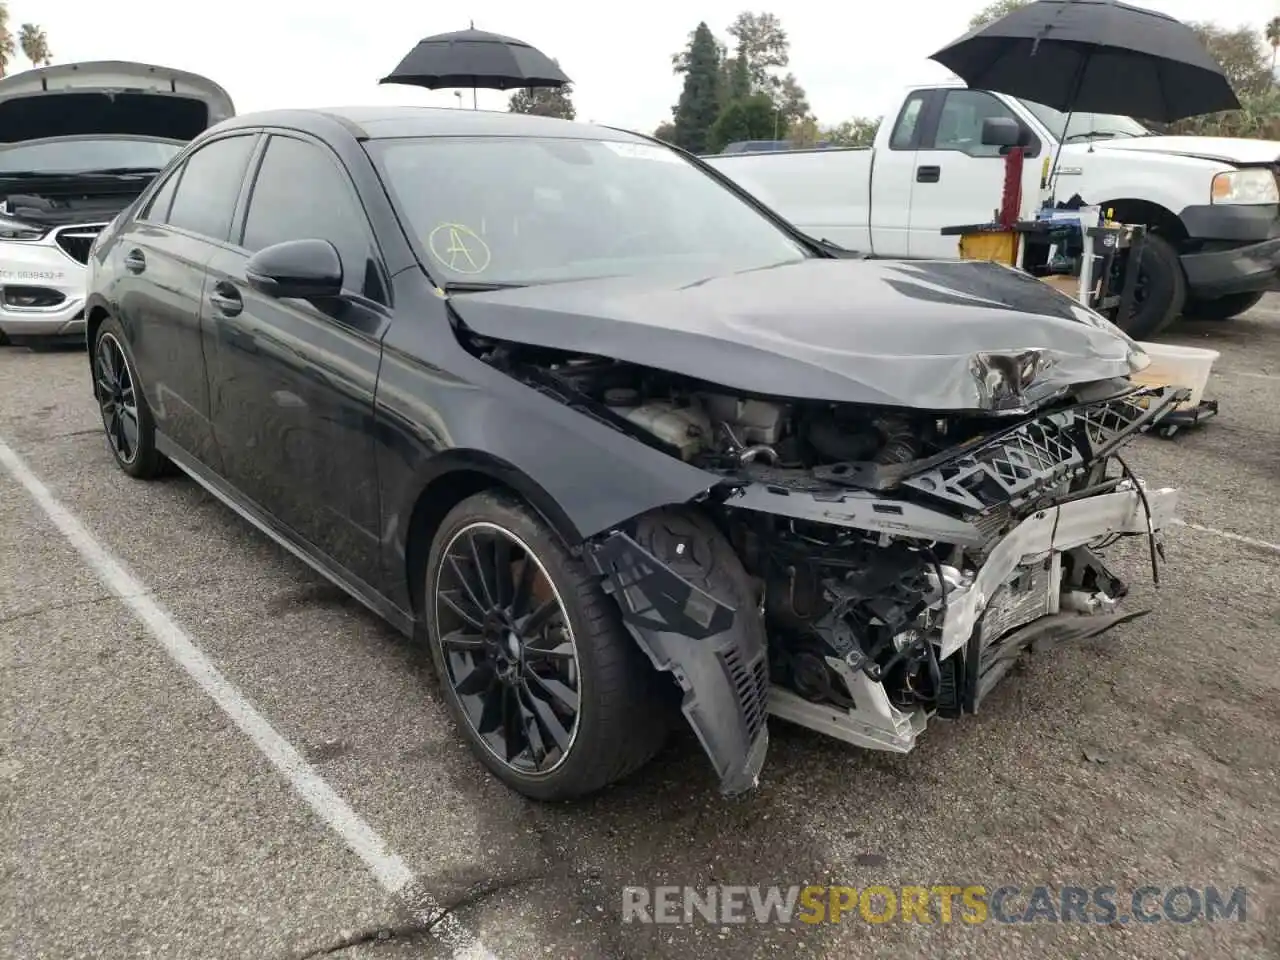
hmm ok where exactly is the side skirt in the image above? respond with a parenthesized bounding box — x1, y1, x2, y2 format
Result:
(156, 434, 415, 637)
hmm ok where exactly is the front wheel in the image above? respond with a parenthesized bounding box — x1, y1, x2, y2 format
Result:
(423, 491, 669, 800)
(1110, 233, 1186, 340)
(92, 317, 167, 479)
(1183, 290, 1265, 322)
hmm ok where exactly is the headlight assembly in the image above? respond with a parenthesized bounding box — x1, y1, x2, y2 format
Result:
(1210, 168, 1280, 205)
(0, 216, 50, 241)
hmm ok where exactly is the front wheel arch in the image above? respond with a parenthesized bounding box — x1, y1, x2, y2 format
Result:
(402, 454, 585, 618)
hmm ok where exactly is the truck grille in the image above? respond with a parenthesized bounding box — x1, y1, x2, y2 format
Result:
(54, 225, 105, 265)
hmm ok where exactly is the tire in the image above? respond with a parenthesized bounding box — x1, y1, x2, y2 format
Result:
(91, 316, 167, 479)
(424, 491, 668, 801)
(1183, 291, 1265, 322)
(1111, 233, 1186, 340)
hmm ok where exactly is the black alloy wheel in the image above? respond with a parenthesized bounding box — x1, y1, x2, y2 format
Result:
(92, 317, 166, 479)
(433, 520, 583, 775)
(95, 332, 141, 465)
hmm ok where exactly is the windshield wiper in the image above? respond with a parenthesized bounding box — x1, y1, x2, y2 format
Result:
(440, 280, 527, 293)
(68, 166, 165, 177)
(0, 167, 164, 179)
(1062, 130, 1144, 142)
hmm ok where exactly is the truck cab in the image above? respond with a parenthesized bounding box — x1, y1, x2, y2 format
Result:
(704, 80, 1280, 338)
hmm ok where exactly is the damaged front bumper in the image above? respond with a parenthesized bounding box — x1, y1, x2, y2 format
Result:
(585, 388, 1179, 796)
(768, 482, 1176, 756)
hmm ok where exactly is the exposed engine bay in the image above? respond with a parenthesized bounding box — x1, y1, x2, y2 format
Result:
(1, 185, 138, 228)
(467, 332, 1180, 795)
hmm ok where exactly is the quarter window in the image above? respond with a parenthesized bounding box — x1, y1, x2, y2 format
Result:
(139, 168, 181, 223)
(890, 93, 928, 150)
(241, 135, 383, 302)
(165, 135, 257, 240)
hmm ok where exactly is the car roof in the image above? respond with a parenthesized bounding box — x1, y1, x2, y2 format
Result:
(209, 105, 652, 144)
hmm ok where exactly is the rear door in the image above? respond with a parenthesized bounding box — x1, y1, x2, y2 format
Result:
(111, 132, 259, 469)
(203, 132, 391, 587)
(905, 89, 1041, 258)
(867, 89, 932, 257)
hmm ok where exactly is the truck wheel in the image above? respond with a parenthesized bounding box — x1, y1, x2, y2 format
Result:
(423, 491, 669, 801)
(1112, 234, 1186, 340)
(1183, 291, 1264, 322)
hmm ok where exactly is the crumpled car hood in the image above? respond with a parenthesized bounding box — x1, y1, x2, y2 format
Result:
(447, 258, 1147, 412)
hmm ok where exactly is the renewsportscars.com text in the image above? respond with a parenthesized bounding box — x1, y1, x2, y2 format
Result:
(621, 884, 1248, 925)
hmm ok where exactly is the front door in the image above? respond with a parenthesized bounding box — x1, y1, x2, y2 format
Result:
(203, 133, 393, 588)
(906, 89, 1042, 259)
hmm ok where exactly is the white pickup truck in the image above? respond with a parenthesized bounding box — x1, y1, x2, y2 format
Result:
(703, 80, 1280, 338)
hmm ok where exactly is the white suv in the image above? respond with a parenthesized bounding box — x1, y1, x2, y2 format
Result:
(0, 61, 233, 346)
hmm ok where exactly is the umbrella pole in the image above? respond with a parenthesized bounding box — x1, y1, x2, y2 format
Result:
(1044, 109, 1075, 204)
(1045, 54, 1092, 205)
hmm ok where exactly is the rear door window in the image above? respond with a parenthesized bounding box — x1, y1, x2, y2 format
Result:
(165, 135, 257, 240)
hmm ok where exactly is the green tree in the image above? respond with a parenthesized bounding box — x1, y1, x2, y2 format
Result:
(725, 12, 789, 93)
(0, 2, 16, 78)
(708, 92, 781, 153)
(723, 46, 752, 103)
(1189, 22, 1272, 96)
(18, 22, 51, 67)
(773, 72, 809, 128)
(672, 22, 722, 153)
(1166, 23, 1277, 136)
(508, 83, 576, 121)
(969, 0, 1028, 30)
(652, 121, 677, 143)
(790, 115, 819, 146)
(1267, 16, 1280, 75)
(824, 117, 882, 147)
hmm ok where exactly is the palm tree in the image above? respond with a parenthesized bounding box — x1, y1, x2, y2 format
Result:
(18, 22, 51, 67)
(1267, 16, 1280, 77)
(0, 2, 17, 79)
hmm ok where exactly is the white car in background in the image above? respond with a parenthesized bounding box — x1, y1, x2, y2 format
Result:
(0, 61, 233, 346)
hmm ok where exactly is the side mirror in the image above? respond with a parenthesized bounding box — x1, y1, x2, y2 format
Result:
(245, 239, 343, 300)
(980, 117, 1021, 148)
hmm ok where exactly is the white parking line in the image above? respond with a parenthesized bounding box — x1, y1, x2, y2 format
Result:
(1171, 518, 1280, 557)
(0, 436, 497, 960)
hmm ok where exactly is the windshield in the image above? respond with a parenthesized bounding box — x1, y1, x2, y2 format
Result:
(1018, 100, 1152, 141)
(0, 137, 182, 175)
(368, 136, 810, 286)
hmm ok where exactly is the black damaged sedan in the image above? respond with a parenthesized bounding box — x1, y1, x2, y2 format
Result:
(84, 107, 1180, 800)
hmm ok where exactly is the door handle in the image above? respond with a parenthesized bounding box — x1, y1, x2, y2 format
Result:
(209, 282, 243, 317)
(123, 249, 146, 274)
(916, 165, 941, 183)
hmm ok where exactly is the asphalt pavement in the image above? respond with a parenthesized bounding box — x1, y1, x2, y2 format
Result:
(2, 298, 1278, 960)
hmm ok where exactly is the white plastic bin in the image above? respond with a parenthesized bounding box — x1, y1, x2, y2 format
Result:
(1131, 341, 1220, 408)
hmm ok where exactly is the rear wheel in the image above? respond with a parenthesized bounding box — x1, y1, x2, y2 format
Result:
(423, 491, 668, 800)
(1183, 290, 1265, 322)
(92, 317, 166, 479)
(1110, 233, 1186, 340)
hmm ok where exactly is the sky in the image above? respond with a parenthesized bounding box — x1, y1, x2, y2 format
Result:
(7, 0, 1279, 131)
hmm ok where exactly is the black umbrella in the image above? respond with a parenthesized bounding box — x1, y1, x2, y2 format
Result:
(930, 0, 1240, 123)
(380, 25, 571, 108)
